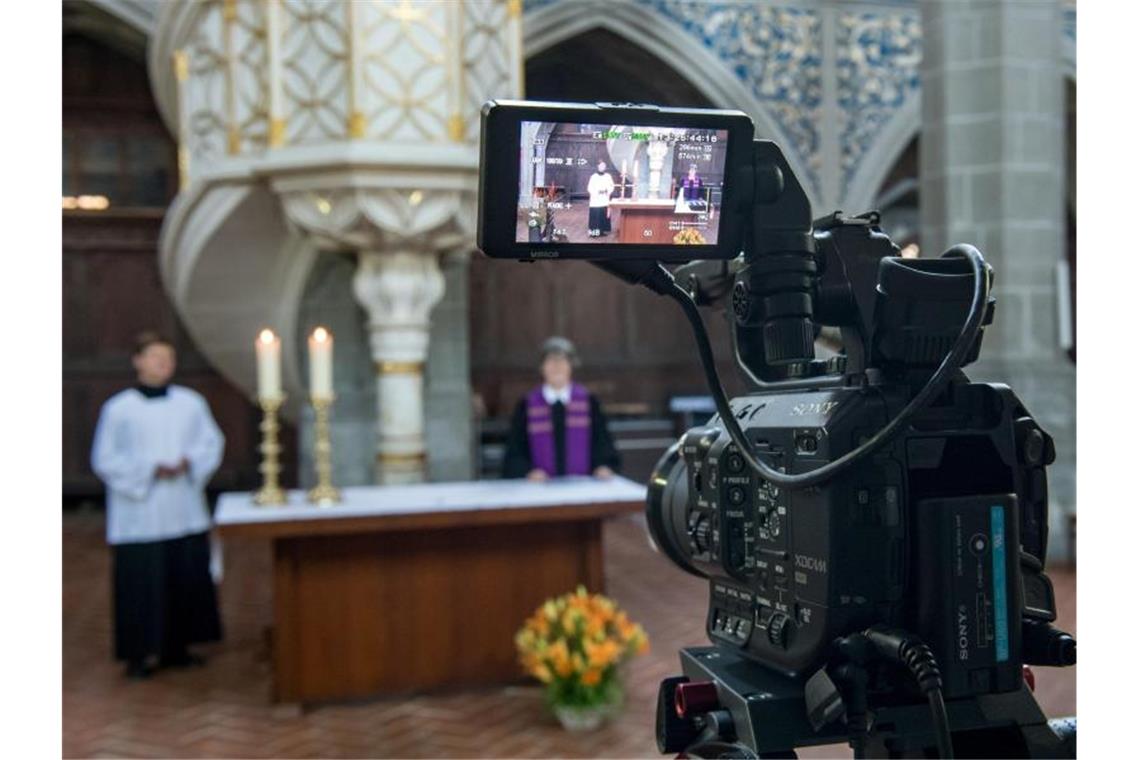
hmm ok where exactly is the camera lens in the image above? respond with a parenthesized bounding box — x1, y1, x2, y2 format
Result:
(647, 441, 704, 578)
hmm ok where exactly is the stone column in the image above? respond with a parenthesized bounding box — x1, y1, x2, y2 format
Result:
(919, 0, 1075, 560)
(647, 141, 669, 198)
(352, 251, 445, 484)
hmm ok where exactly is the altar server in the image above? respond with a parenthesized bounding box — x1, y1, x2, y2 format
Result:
(91, 331, 225, 679)
(682, 164, 704, 201)
(502, 337, 621, 480)
(586, 161, 615, 237)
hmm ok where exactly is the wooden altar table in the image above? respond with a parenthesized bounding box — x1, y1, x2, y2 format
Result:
(215, 476, 646, 704)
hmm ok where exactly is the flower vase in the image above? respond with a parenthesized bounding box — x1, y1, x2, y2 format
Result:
(553, 703, 609, 732)
(551, 684, 623, 732)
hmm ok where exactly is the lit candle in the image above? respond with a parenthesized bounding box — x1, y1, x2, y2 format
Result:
(255, 329, 282, 400)
(308, 326, 334, 399)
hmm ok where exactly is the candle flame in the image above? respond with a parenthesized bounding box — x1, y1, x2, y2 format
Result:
(313, 327, 330, 342)
(259, 328, 276, 344)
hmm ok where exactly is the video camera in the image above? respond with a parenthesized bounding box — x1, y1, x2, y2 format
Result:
(478, 100, 1076, 758)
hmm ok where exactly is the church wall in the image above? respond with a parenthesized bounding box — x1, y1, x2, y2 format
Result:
(469, 257, 746, 421)
(62, 33, 283, 499)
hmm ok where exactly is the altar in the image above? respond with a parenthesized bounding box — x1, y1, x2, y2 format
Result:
(609, 198, 701, 243)
(215, 476, 646, 704)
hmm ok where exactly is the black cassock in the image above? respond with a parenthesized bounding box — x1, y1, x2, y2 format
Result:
(501, 394, 621, 478)
(113, 531, 222, 663)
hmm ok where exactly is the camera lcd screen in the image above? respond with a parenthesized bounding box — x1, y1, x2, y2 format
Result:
(516, 121, 730, 247)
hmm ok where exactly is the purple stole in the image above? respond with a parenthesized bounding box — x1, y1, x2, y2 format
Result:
(526, 383, 592, 476)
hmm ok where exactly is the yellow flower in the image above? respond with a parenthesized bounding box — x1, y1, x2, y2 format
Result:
(549, 639, 573, 678)
(529, 614, 550, 637)
(625, 624, 649, 653)
(585, 639, 621, 669)
(581, 668, 602, 687)
(532, 663, 552, 683)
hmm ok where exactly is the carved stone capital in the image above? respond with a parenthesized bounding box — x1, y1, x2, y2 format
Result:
(352, 250, 446, 363)
(279, 185, 474, 255)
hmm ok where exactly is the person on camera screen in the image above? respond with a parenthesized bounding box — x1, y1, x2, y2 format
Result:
(501, 337, 620, 481)
(586, 160, 615, 237)
(681, 163, 703, 201)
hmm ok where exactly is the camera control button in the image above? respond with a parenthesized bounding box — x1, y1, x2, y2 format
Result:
(767, 613, 790, 648)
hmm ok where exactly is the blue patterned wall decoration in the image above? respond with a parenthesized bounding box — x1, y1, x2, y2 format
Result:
(524, 1, 1071, 207)
(646, 0, 824, 198)
(524, 0, 824, 198)
(836, 10, 922, 200)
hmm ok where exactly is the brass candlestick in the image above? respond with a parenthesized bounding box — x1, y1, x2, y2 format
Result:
(253, 396, 287, 506)
(307, 395, 341, 506)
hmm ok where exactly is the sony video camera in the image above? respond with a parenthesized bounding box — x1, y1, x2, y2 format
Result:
(477, 100, 1075, 758)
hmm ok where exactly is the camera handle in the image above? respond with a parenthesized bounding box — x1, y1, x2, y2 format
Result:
(593, 242, 991, 490)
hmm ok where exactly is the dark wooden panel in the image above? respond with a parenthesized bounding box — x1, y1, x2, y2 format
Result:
(271, 519, 605, 702)
(560, 261, 627, 363)
(62, 33, 278, 498)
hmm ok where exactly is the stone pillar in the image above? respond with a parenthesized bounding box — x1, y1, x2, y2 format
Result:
(919, 0, 1075, 560)
(352, 251, 445, 484)
(647, 141, 669, 198)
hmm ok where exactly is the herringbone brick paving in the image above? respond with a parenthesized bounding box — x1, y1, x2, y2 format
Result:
(63, 510, 1075, 758)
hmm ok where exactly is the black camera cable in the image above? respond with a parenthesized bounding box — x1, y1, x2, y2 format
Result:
(619, 243, 991, 490)
(860, 627, 955, 759)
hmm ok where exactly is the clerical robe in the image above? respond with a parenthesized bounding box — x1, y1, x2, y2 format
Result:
(682, 174, 703, 201)
(91, 385, 225, 664)
(586, 171, 615, 235)
(501, 383, 621, 478)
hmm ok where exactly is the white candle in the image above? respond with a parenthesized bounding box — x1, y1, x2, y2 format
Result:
(308, 326, 334, 399)
(255, 329, 282, 400)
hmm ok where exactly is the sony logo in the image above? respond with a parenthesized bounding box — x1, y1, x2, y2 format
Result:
(790, 401, 840, 417)
(529, 250, 560, 258)
(794, 554, 827, 573)
(958, 605, 969, 660)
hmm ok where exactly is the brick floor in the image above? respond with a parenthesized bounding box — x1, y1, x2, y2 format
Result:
(63, 510, 1075, 758)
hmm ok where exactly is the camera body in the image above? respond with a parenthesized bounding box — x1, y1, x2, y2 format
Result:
(478, 99, 1073, 755)
(650, 378, 1051, 699)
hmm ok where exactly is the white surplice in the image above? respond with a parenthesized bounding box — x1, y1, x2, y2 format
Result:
(91, 385, 225, 545)
(587, 172, 615, 207)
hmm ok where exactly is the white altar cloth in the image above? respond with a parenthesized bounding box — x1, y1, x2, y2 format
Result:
(216, 475, 647, 527)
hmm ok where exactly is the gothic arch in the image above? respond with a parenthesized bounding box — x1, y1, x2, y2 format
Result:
(848, 70, 1077, 217)
(844, 90, 922, 214)
(523, 0, 823, 210)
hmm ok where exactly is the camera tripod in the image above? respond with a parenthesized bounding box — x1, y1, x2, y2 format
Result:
(657, 647, 1076, 758)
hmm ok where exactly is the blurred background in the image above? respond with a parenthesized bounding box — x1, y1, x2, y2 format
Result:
(62, 0, 1077, 757)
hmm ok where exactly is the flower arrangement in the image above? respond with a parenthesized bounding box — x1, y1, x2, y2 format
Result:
(516, 586, 649, 728)
(673, 227, 708, 245)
